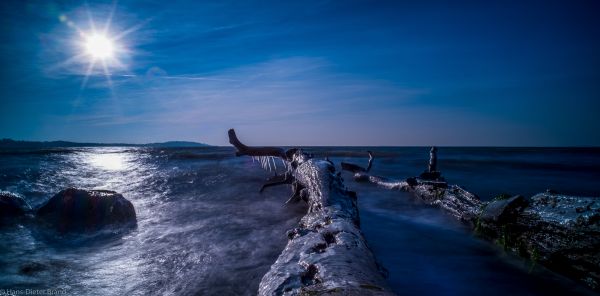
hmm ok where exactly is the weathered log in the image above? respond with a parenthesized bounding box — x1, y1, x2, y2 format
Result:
(342, 150, 600, 291)
(228, 129, 395, 296)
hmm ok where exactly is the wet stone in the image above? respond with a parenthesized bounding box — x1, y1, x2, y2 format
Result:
(480, 195, 528, 223)
(0, 191, 32, 224)
(36, 188, 136, 233)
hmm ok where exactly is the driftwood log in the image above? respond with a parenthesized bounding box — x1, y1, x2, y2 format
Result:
(342, 150, 600, 292)
(228, 129, 395, 296)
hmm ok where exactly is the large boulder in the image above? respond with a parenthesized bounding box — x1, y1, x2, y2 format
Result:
(0, 191, 32, 222)
(36, 188, 136, 233)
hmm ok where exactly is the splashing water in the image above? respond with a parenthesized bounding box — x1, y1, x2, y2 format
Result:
(0, 146, 598, 295)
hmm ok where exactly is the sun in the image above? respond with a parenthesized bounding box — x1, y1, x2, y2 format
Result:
(84, 34, 114, 59)
(76, 30, 122, 88)
(52, 4, 145, 89)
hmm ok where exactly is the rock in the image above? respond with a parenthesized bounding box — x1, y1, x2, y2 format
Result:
(480, 195, 529, 223)
(36, 188, 136, 233)
(418, 171, 442, 181)
(527, 192, 599, 228)
(477, 192, 600, 291)
(406, 177, 418, 187)
(0, 191, 32, 222)
(428, 146, 438, 173)
(19, 262, 47, 275)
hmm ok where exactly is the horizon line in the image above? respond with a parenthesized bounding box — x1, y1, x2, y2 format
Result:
(2, 138, 599, 149)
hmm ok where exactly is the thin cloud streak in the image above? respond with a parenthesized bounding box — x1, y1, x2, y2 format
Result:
(71, 57, 411, 124)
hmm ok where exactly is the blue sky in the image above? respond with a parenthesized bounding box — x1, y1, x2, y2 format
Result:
(0, 0, 598, 146)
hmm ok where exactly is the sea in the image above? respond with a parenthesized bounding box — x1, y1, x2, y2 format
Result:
(0, 146, 599, 295)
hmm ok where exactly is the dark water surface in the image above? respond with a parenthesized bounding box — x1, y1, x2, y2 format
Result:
(0, 147, 598, 295)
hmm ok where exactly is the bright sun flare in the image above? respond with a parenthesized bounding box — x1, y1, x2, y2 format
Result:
(85, 34, 114, 59)
(58, 4, 141, 89)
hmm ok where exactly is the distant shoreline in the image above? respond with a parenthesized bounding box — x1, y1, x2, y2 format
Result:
(0, 139, 210, 149)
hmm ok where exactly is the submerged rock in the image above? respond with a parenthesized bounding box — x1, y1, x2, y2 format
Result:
(19, 262, 47, 275)
(0, 191, 32, 222)
(36, 188, 136, 233)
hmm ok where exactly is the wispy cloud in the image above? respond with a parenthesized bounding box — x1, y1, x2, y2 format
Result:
(59, 57, 427, 144)
(57, 56, 542, 146)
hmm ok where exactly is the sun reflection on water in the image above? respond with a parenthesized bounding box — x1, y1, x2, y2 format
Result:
(86, 151, 129, 171)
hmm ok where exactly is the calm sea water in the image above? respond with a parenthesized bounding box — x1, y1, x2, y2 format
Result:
(0, 147, 598, 295)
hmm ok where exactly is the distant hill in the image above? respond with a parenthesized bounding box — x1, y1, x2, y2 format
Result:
(0, 139, 210, 149)
(143, 141, 209, 148)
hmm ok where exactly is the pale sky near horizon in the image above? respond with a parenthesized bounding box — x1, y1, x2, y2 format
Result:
(1, 0, 599, 146)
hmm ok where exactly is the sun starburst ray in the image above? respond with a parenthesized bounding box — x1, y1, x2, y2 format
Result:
(113, 19, 150, 41)
(101, 60, 113, 88)
(85, 4, 97, 33)
(46, 53, 88, 73)
(103, 1, 117, 34)
(80, 59, 97, 90)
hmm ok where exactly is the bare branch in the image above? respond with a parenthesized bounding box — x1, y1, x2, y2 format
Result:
(228, 129, 288, 159)
(259, 173, 294, 193)
(340, 151, 373, 173)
